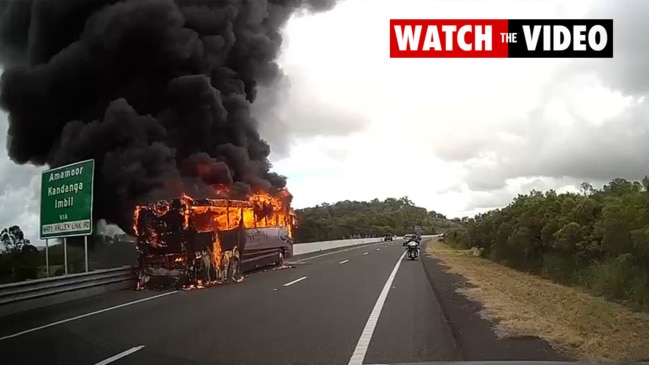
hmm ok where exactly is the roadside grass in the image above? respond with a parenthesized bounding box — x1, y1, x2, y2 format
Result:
(426, 240, 649, 362)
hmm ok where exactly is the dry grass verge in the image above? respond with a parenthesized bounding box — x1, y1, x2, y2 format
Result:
(427, 240, 649, 361)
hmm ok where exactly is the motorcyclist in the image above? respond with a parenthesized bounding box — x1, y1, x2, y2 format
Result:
(405, 226, 423, 258)
(406, 226, 422, 243)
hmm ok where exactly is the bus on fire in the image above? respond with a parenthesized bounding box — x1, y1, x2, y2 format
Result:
(133, 195, 297, 289)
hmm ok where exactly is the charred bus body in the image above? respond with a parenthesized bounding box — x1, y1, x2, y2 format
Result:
(134, 195, 296, 289)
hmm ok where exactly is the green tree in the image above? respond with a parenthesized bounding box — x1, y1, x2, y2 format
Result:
(0, 225, 41, 283)
(295, 197, 457, 242)
(1, 225, 30, 253)
(443, 177, 649, 310)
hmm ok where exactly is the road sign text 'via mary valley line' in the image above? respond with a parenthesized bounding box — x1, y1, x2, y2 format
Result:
(40, 159, 95, 239)
(389, 19, 613, 58)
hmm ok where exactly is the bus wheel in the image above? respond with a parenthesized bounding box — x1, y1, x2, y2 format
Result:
(227, 257, 240, 281)
(275, 249, 285, 266)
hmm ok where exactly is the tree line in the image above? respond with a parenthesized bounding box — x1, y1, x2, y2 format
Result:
(295, 196, 460, 242)
(444, 177, 649, 310)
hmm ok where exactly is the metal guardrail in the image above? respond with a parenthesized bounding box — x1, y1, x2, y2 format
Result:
(292, 237, 382, 255)
(0, 266, 135, 318)
(0, 236, 437, 317)
(293, 235, 437, 256)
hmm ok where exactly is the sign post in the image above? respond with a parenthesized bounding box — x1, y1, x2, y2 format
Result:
(84, 236, 88, 272)
(39, 159, 95, 273)
(45, 238, 49, 277)
(64, 237, 68, 274)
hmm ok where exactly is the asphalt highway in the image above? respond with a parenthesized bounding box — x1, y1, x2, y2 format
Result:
(15, 238, 582, 365)
(0, 239, 461, 365)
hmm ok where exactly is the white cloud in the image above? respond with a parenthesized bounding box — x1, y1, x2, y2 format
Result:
(0, 113, 46, 243)
(0, 0, 646, 243)
(275, 0, 648, 217)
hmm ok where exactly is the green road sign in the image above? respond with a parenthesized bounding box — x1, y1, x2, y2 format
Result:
(40, 159, 95, 239)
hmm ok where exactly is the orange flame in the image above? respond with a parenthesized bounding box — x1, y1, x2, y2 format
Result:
(212, 234, 222, 268)
(169, 188, 297, 233)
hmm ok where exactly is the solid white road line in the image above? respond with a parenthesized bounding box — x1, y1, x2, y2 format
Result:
(347, 250, 407, 365)
(283, 276, 308, 287)
(339, 259, 349, 264)
(94, 345, 145, 365)
(0, 291, 178, 341)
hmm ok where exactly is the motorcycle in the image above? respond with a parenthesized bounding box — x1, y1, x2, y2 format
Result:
(406, 241, 420, 260)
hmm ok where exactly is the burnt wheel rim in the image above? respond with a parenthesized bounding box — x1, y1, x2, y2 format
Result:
(278, 250, 284, 263)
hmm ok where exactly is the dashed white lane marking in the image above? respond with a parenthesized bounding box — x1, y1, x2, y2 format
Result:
(297, 247, 358, 261)
(95, 345, 145, 365)
(0, 291, 178, 341)
(296, 241, 386, 262)
(376, 248, 380, 251)
(347, 250, 406, 365)
(339, 259, 349, 264)
(283, 276, 308, 287)
(363, 252, 368, 255)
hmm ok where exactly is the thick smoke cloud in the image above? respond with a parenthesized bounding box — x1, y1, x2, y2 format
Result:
(0, 0, 336, 234)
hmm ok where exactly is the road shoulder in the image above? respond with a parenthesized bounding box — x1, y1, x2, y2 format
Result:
(420, 240, 571, 361)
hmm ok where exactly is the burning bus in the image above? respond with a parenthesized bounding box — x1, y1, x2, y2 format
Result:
(133, 190, 297, 289)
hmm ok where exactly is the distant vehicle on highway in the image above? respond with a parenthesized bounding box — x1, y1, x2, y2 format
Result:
(403, 234, 414, 246)
(383, 234, 394, 241)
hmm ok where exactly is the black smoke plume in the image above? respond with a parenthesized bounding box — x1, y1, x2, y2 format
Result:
(0, 0, 336, 234)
